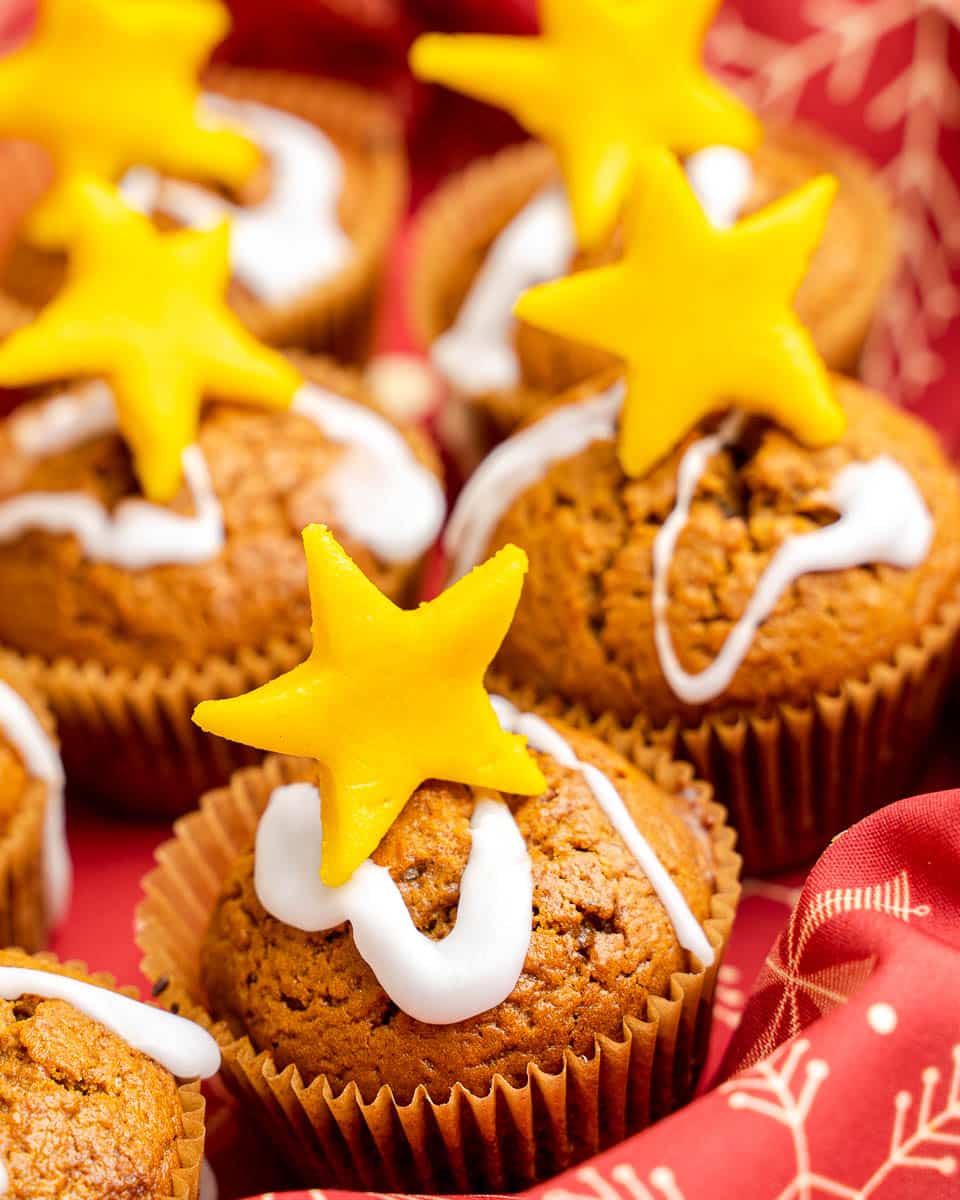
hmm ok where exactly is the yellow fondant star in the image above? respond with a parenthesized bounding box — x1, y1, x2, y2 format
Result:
(411, 0, 760, 248)
(0, 179, 300, 501)
(194, 525, 547, 887)
(514, 150, 846, 478)
(0, 0, 258, 246)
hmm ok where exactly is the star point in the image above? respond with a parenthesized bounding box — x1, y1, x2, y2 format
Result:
(514, 150, 846, 478)
(0, 179, 300, 502)
(194, 526, 547, 887)
(411, 0, 760, 247)
(0, 0, 259, 246)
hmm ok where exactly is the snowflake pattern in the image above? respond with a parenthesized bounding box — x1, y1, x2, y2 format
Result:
(542, 1163, 688, 1200)
(723, 1036, 960, 1199)
(738, 870, 930, 1067)
(708, 1, 960, 400)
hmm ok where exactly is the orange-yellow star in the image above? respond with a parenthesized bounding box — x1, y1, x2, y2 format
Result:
(0, 179, 300, 502)
(515, 150, 846, 479)
(411, 0, 760, 248)
(0, 0, 258, 246)
(194, 525, 547, 887)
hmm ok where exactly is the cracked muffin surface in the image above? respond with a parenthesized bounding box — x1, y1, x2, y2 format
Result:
(487, 376, 960, 727)
(200, 726, 715, 1104)
(0, 949, 184, 1200)
(0, 359, 439, 671)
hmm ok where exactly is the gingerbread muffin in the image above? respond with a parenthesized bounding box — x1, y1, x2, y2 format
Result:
(448, 374, 960, 872)
(0, 1, 405, 360)
(0, 654, 68, 952)
(0, 948, 216, 1200)
(139, 529, 740, 1192)
(414, 128, 892, 460)
(0, 183, 444, 816)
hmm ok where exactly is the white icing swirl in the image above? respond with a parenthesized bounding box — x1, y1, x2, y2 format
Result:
(445, 390, 935, 707)
(121, 94, 351, 306)
(0, 382, 444, 569)
(256, 782, 533, 1025)
(0, 681, 70, 927)
(254, 696, 712, 1027)
(0, 967, 220, 1077)
(432, 149, 753, 396)
(0, 444, 225, 569)
(292, 384, 446, 564)
(489, 696, 714, 966)
(444, 382, 623, 580)
(652, 436, 934, 704)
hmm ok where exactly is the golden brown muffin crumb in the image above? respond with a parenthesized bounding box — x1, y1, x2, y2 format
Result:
(0, 949, 184, 1200)
(0, 360, 440, 671)
(201, 727, 713, 1104)
(490, 377, 960, 726)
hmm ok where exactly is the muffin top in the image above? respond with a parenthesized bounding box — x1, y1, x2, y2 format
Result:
(0, 358, 442, 671)
(447, 376, 960, 727)
(0, 950, 185, 1200)
(201, 724, 716, 1104)
(420, 123, 890, 430)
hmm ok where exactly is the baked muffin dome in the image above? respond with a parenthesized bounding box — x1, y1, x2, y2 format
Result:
(201, 725, 715, 1104)
(413, 125, 892, 449)
(0, 950, 192, 1200)
(454, 376, 960, 729)
(0, 357, 442, 672)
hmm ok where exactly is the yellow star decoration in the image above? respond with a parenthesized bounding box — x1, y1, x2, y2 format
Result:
(194, 525, 547, 888)
(0, 180, 300, 502)
(515, 150, 846, 479)
(410, 0, 760, 248)
(0, 0, 259, 246)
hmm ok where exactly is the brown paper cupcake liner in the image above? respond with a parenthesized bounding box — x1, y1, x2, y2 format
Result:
(0, 952, 206, 1199)
(490, 587, 960, 877)
(411, 126, 893, 462)
(0, 67, 406, 363)
(11, 632, 310, 819)
(137, 750, 740, 1192)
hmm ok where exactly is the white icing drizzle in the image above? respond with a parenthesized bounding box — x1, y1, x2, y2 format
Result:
(432, 149, 754, 395)
(121, 94, 351, 306)
(0, 967, 220, 1077)
(254, 695, 713, 1027)
(0, 681, 70, 927)
(444, 382, 623, 580)
(684, 146, 755, 230)
(432, 185, 574, 395)
(10, 380, 116, 457)
(0, 444, 225, 569)
(255, 782, 534, 1025)
(489, 696, 714, 967)
(0, 382, 444, 569)
(292, 384, 446, 564)
(445, 387, 935, 708)
(652, 433, 934, 705)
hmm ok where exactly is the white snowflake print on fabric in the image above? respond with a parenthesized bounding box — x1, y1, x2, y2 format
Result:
(722, 1035, 960, 1198)
(739, 870, 930, 1068)
(542, 1163, 690, 1200)
(708, 1, 960, 401)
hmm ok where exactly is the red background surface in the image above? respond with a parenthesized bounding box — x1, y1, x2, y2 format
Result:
(1, 0, 960, 1197)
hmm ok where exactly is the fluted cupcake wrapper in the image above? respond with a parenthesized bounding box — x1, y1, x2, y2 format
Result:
(137, 752, 741, 1193)
(0, 68, 406, 362)
(12, 633, 310, 819)
(491, 588, 960, 877)
(3, 952, 206, 1200)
